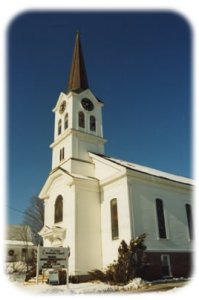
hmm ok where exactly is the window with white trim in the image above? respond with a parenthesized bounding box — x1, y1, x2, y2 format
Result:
(54, 195, 63, 223)
(155, 198, 167, 239)
(58, 119, 62, 135)
(79, 111, 85, 128)
(161, 254, 172, 278)
(59, 147, 65, 161)
(110, 198, 119, 240)
(90, 115, 96, 131)
(185, 203, 193, 239)
(64, 113, 68, 130)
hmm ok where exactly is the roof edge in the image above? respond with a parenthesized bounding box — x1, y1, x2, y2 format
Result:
(90, 153, 194, 186)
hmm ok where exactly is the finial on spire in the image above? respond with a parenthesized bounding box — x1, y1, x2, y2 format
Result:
(66, 32, 89, 93)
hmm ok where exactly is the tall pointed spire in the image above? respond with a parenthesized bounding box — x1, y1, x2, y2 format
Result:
(66, 32, 89, 93)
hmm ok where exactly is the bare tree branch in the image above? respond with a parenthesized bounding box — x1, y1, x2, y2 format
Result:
(23, 196, 44, 245)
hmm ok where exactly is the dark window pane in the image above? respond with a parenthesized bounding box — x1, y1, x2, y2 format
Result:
(64, 113, 68, 129)
(58, 119, 62, 135)
(90, 116, 96, 131)
(55, 195, 63, 223)
(59, 149, 62, 161)
(185, 204, 193, 239)
(8, 249, 14, 256)
(59, 148, 65, 161)
(79, 112, 85, 128)
(156, 198, 167, 239)
(161, 255, 171, 277)
(110, 199, 119, 239)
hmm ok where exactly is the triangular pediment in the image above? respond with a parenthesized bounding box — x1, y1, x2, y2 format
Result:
(39, 225, 65, 236)
(89, 152, 126, 183)
(39, 167, 74, 199)
(52, 92, 69, 112)
(52, 88, 103, 113)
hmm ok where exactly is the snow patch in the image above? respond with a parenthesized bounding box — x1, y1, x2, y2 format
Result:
(6, 277, 147, 294)
(121, 278, 145, 290)
(5, 262, 27, 274)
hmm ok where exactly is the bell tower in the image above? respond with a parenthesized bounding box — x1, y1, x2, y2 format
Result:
(50, 33, 106, 175)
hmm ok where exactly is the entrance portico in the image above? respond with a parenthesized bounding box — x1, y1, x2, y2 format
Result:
(39, 225, 66, 247)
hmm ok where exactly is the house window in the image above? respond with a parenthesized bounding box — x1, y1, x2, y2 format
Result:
(155, 198, 167, 239)
(161, 254, 172, 278)
(110, 198, 119, 240)
(59, 148, 65, 161)
(21, 248, 27, 261)
(55, 195, 63, 223)
(64, 113, 68, 130)
(58, 119, 62, 135)
(8, 249, 14, 256)
(79, 111, 85, 128)
(185, 204, 193, 239)
(90, 116, 96, 131)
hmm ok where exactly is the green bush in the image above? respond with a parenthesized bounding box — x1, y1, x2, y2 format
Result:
(89, 233, 147, 285)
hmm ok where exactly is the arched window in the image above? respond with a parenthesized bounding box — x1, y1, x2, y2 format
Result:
(64, 113, 68, 130)
(79, 111, 85, 128)
(90, 116, 96, 131)
(54, 195, 63, 223)
(58, 119, 62, 135)
(155, 198, 167, 239)
(110, 198, 119, 239)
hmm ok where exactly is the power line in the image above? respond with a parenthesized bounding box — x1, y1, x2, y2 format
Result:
(8, 205, 42, 221)
(7, 205, 26, 215)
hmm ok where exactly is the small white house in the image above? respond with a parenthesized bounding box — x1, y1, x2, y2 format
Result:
(39, 33, 193, 280)
(6, 225, 36, 263)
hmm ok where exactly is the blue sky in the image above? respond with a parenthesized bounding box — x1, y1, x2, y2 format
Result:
(7, 11, 192, 224)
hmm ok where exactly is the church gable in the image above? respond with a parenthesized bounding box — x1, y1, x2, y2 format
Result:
(52, 92, 70, 113)
(39, 168, 74, 199)
(89, 152, 126, 181)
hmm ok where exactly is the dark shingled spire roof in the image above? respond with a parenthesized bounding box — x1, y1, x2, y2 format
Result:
(66, 32, 89, 93)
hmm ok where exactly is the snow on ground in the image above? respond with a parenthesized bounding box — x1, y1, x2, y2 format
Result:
(4, 263, 148, 295)
(2, 276, 195, 300)
(4, 264, 190, 296)
(6, 276, 146, 295)
(6, 276, 189, 296)
(5, 261, 27, 274)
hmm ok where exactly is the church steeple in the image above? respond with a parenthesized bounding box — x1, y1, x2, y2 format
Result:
(67, 32, 89, 93)
(51, 33, 106, 172)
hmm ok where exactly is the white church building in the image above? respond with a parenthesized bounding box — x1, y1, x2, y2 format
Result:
(39, 33, 193, 280)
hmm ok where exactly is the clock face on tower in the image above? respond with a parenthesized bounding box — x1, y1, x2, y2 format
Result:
(81, 98, 94, 111)
(59, 101, 66, 114)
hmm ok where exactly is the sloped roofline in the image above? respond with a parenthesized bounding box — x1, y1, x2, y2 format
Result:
(90, 153, 193, 186)
(39, 167, 74, 199)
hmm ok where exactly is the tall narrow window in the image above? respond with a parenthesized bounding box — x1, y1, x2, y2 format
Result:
(161, 255, 172, 278)
(79, 112, 85, 128)
(90, 116, 96, 131)
(155, 198, 167, 239)
(55, 195, 63, 223)
(110, 198, 119, 240)
(64, 113, 68, 130)
(185, 204, 193, 239)
(58, 119, 62, 135)
(59, 148, 64, 161)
